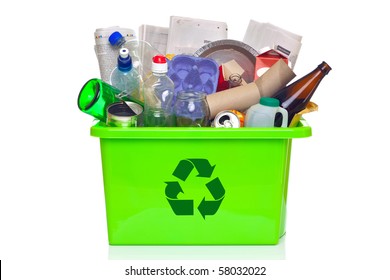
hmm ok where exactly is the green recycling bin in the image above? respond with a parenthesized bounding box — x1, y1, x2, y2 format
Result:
(90, 121, 311, 245)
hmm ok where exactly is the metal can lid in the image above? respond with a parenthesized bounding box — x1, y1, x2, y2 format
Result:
(213, 110, 241, 128)
(107, 101, 143, 121)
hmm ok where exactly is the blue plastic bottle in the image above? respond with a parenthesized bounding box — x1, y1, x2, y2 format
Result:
(110, 48, 141, 101)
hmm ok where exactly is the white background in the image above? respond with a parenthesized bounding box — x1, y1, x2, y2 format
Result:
(1, 0, 389, 279)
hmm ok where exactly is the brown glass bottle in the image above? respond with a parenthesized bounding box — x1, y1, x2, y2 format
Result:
(273, 61, 331, 126)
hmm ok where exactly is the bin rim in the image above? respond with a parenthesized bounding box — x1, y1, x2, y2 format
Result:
(90, 119, 311, 140)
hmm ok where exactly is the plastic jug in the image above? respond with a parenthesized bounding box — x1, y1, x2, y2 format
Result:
(244, 97, 288, 127)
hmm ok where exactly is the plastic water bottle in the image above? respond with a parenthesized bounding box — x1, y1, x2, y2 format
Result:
(109, 31, 159, 81)
(143, 55, 175, 127)
(109, 32, 140, 68)
(244, 97, 288, 127)
(94, 27, 136, 83)
(110, 48, 140, 101)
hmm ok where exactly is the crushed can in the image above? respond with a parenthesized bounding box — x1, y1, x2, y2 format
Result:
(211, 110, 245, 128)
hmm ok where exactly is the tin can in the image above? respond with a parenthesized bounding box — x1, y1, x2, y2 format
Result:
(106, 101, 143, 127)
(212, 110, 245, 128)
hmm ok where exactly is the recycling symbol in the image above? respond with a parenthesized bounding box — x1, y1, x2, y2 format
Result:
(165, 159, 225, 219)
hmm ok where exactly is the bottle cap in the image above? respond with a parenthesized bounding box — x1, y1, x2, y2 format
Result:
(117, 48, 132, 72)
(152, 55, 168, 73)
(318, 61, 332, 75)
(109, 31, 124, 46)
(260, 97, 280, 107)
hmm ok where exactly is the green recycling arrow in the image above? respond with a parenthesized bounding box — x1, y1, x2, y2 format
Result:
(172, 159, 216, 181)
(172, 160, 195, 181)
(165, 158, 225, 218)
(198, 177, 225, 219)
(188, 159, 216, 178)
(165, 181, 193, 215)
(165, 181, 183, 198)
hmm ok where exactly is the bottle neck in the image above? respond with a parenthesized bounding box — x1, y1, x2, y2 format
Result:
(228, 73, 242, 88)
(289, 61, 331, 88)
(274, 62, 331, 108)
(317, 61, 332, 75)
(118, 68, 130, 73)
(153, 72, 167, 77)
(115, 37, 126, 47)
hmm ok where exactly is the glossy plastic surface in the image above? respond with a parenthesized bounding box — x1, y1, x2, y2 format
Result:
(168, 55, 219, 95)
(91, 121, 311, 245)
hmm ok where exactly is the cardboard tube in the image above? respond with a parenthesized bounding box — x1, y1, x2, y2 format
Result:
(207, 59, 295, 119)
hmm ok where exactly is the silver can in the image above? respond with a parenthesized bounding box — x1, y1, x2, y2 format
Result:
(212, 110, 243, 128)
(106, 101, 143, 127)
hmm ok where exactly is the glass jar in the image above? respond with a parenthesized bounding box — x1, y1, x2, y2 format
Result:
(173, 91, 210, 127)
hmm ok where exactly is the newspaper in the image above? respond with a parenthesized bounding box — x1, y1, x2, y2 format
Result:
(94, 26, 136, 83)
(138, 24, 169, 55)
(166, 16, 228, 55)
(243, 20, 302, 69)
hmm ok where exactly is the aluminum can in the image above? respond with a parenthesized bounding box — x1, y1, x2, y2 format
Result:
(212, 110, 245, 128)
(106, 101, 143, 127)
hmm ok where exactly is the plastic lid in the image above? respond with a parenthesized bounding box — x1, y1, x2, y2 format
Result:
(152, 55, 168, 73)
(259, 97, 280, 107)
(117, 48, 132, 72)
(109, 31, 124, 46)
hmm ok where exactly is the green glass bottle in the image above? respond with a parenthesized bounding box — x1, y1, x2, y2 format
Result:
(78, 78, 143, 122)
(78, 79, 120, 122)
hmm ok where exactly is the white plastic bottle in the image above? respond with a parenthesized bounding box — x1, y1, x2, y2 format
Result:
(110, 48, 141, 101)
(143, 55, 175, 127)
(244, 97, 288, 127)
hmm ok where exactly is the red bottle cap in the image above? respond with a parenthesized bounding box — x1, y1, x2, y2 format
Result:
(152, 55, 168, 73)
(153, 55, 167, 64)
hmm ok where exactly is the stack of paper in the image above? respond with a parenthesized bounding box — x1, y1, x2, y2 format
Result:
(166, 16, 228, 55)
(243, 20, 302, 69)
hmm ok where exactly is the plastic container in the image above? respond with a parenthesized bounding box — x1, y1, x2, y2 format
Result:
(167, 55, 219, 95)
(143, 55, 175, 127)
(110, 48, 140, 101)
(245, 97, 288, 128)
(109, 31, 160, 81)
(90, 121, 311, 245)
(94, 27, 136, 83)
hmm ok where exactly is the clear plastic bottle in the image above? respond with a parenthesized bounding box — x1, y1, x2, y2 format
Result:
(109, 31, 159, 82)
(94, 27, 136, 83)
(143, 55, 175, 127)
(110, 48, 140, 101)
